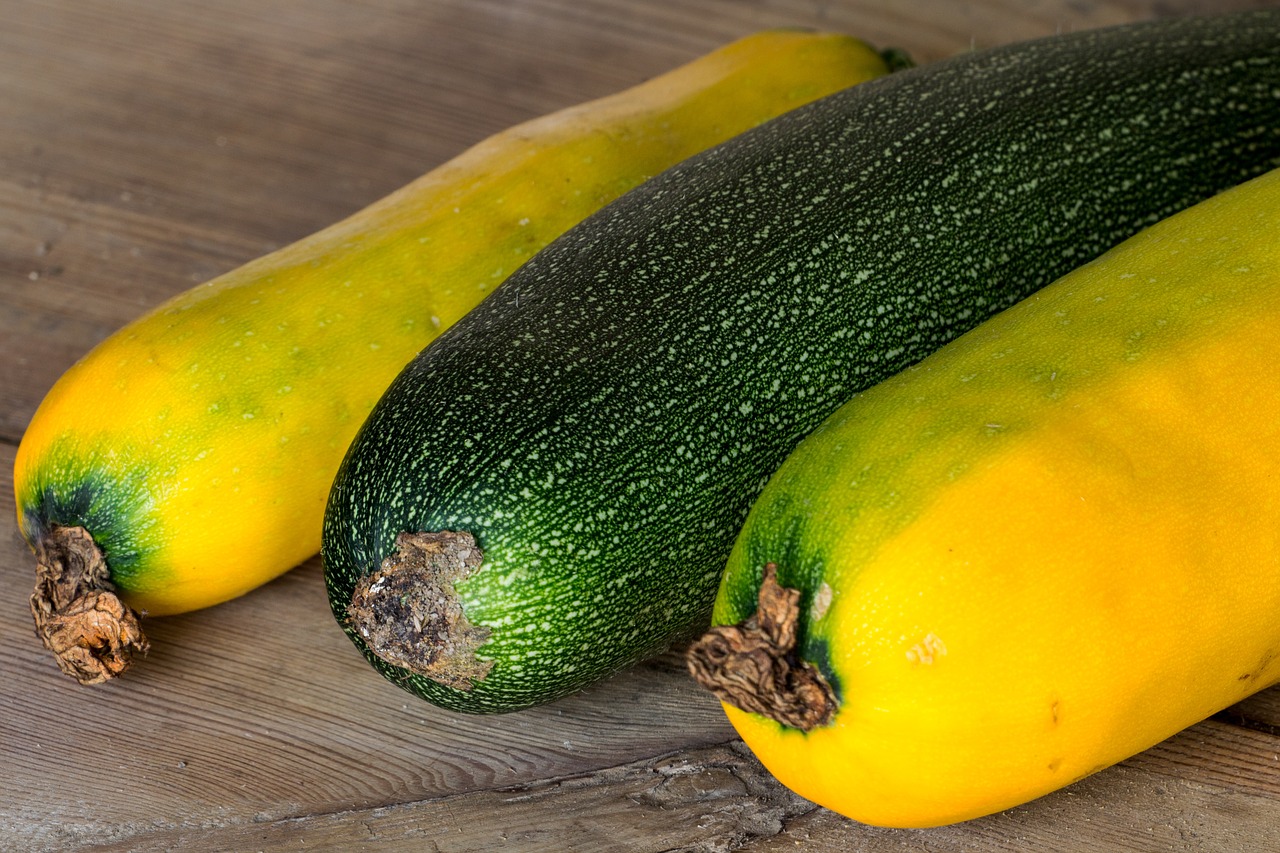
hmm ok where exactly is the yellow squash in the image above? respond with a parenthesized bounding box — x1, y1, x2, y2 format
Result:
(689, 166, 1280, 827)
(15, 30, 893, 683)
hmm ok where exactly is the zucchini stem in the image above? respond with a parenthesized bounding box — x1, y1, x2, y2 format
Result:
(686, 563, 836, 731)
(346, 530, 493, 691)
(29, 525, 149, 684)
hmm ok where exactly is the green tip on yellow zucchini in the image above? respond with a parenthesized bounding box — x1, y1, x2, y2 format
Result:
(689, 163, 1280, 829)
(13, 29, 894, 683)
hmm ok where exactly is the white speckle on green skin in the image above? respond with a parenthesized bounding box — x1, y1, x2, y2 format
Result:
(322, 10, 1280, 713)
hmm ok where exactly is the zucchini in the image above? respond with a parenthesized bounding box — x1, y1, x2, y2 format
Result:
(15, 29, 892, 684)
(687, 165, 1280, 828)
(323, 10, 1280, 714)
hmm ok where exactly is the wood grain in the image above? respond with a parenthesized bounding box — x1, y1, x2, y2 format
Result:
(4, 1, 1280, 851)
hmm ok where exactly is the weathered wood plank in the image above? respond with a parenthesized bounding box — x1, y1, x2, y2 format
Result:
(71, 743, 816, 852)
(64, 719, 1280, 853)
(5, 2, 1280, 852)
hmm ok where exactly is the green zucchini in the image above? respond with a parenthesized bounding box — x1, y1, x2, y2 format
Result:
(323, 10, 1280, 713)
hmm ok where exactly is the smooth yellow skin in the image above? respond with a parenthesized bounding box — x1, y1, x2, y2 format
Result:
(15, 31, 890, 615)
(719, 167, 1280, 827)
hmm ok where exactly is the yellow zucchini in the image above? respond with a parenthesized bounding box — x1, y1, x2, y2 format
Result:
(689, 166, 1280, 827)
(15, 30, 893, 684)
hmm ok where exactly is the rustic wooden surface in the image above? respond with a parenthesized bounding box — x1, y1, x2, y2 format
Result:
(4, 1, 1280, 850)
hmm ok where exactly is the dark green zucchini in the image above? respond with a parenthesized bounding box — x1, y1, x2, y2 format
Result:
(323, 10, 1280, 713)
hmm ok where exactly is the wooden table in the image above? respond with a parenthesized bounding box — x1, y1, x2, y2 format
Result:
(4, 1, 1280, 850)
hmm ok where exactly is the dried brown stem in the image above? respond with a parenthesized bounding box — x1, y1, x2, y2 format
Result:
(29, 525, 149, 684)
(686, 563, 836, 731)
(346, 530, 493, 691)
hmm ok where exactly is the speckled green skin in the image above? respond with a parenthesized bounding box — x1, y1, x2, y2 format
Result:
(323, 11, 1280, 713)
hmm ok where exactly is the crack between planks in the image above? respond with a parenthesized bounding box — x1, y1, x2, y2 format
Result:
(1212, 706, 1280, 739)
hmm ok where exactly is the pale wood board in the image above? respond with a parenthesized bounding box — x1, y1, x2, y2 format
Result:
(3, 1, 1280, 851)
